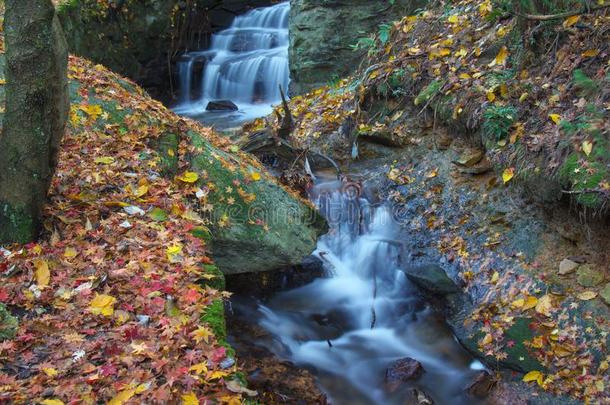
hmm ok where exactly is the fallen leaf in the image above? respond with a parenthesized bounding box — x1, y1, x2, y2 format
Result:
(563, 15, 580, 28)
(549, 114, 561, 125)
(89, 294, 117, 317)
(181, 392, 199, 405)
(40, 400, 65, 405)
(42, 367, 58, 377)
(34, 259, 50, 288)
(502, 167, 515, 184)
(94, 156, 115, 165)
(523, 370, 544, 386)
(250, 171, 261, 181)
(535, 295, 553, 317)
(582, 140, 593, 157)
(177, 172, 199, 183)
(577, 291, 598, 301)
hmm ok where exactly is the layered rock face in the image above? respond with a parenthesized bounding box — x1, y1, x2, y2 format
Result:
(57, 0, 273, 102)
(288, 0, 427, 94)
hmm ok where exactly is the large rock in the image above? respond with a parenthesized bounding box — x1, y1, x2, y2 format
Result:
(289, 0, 427, 94)
(385, 357, 424, 392)
(402, 264, 460, 296)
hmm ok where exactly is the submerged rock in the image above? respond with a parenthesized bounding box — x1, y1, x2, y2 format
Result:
(385, 358, 424, 392)
(206, 100, 239, 112)
(401, 264, 460, 296)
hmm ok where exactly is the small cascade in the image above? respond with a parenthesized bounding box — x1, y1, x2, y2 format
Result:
(250, 175, 484, 405)
(174, 2, 290, 127)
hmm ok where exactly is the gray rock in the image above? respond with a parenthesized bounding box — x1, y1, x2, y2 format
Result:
(465, 370, 495, 398)
(558, 258, 579, 275)
(206, 100, 239, 112)
(385, 357, 424, 392)
(402, 264, 460, 296)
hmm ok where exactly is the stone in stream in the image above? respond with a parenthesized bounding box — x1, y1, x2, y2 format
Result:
(385, 357, 424, 392)
(401, 264, 460, 296)
(465, 370, 495, 398)
(559, 258, 580, 275)
(206, 100, 239, 112)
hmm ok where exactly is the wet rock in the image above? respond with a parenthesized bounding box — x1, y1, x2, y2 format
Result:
(576, 265, 604, 287)
(405, 388, 434, 405)
(558, 258, 579, 275)
(453, 149, 484, 168)
(206, 100, 239, 112)
(465, 370, 495, 398)
(600, 283, 610, 306)
(402, 264, 460, 296)
(385, 357, 424, 391)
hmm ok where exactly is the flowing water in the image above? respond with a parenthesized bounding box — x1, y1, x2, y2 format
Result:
(237, 174, 485, 404)
(174, 2, 290, 128)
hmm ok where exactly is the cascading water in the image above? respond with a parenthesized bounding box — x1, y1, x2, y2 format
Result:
(240, 174, 485, 404)
(174, 2, 290, 127)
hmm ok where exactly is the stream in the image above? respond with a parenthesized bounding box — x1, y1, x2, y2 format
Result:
(174, 3, 486, 403)
(231, 173, 485, 404)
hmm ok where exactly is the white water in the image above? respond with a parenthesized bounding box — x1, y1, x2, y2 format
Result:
(256, 176, 483, 404)
(173, 2, 290, 127)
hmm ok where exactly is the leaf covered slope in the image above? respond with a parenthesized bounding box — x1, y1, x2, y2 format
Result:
(0, 41, 279, 403)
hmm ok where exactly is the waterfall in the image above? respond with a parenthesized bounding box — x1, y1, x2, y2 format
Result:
(252, 175, 484, 405)
(174, 2, 290, 127)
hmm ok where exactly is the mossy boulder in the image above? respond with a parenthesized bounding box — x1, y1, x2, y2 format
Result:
(402, 264, 460, 296)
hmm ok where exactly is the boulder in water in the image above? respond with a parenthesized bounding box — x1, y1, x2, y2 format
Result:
(385, 357, 424, 391)
(206, 100, 239, 112)
(402, 264, 460, 296)
(465, 370, 495, 398)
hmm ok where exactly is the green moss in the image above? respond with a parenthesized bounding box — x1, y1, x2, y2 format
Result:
(201, 264, 226, 291)
(0, 304, 18, 341)
(414, 79, 443, 106)
(0, 202, 37, 244)
(156, 133, 179, 176)
(202, 299, 227, 343)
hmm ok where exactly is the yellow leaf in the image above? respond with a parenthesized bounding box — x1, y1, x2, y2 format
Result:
(491, 271, 499, 283)
(209, 370, 230, 380)
(577, 291, 598, 301)
(79, 104, 103, 120)
(181, 392, 199, 405)
(189, 362, 208, 375)
(511, 298, 524, 308)
(563, 15, 580, 28)
(250, 171, 262, 181)
(42, 367, 58, 377)
(94, 156, 115, 165)
(502, 167, 515, 184)
(34, 259, 50, 288)
(519, 92, 528, 102)
(535, 295, 553, 317)
(523, 296, 538, 310)
(448, 15, 459, 24)
(489, 46, 508, 67)
(64, 247, 78, 259)
(480, 333, 493, 346)
(108, 388, 137, 405)
(134, 185, 149, 198)
(166, 244, 183, 262)
(177, 172, 199, 183)
(500, 84, 508, 98)
(582, 49, 599, 58)
(89, 294, 117, 317)
(486, 91, 496, 102)
(582, 140, 593, 157)
(191, 326, 212, 344)
(549, 114, 561, 124)
(40, 400, 65, 405)
(523, 370, 544, 386)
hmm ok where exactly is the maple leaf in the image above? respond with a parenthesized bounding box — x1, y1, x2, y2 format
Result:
(131, 341, 148, 355)
(89, 294, 117, 317)
(191, 326, 212, 344)
(34, 259, 50, 288)
(181, 392, 199, 405)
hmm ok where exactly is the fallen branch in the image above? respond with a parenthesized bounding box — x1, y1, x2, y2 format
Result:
(561, 188, 609, 195)
(277, 85, 293, 140)
(515, 4, 610, 21)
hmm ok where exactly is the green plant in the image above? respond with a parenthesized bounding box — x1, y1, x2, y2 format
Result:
(414, 80, 443, 106)
(483, 105, 518, 142)
(572, 69, 599, 98)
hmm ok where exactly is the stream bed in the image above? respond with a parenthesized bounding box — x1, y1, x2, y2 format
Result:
(229, 172, 486, 404)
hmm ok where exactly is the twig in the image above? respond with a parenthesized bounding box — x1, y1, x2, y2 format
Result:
(562, 188, 608, 195)
(514, 4, 610, 21)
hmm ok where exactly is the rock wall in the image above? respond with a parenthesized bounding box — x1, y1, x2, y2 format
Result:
(57, 0, 272, 103)
(289, 0, 427, 95)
